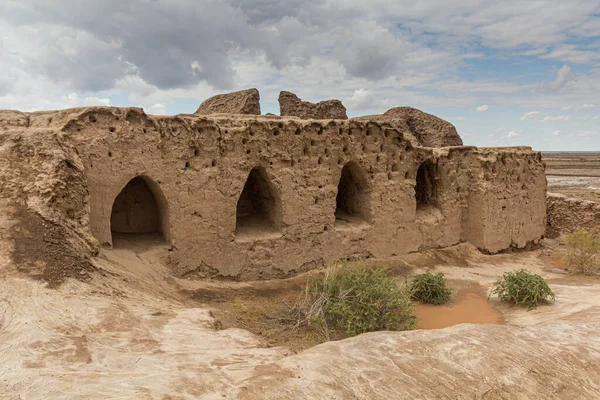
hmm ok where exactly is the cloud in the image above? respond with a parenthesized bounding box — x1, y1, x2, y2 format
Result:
(540, 115, 570, 122)
(147, 103, 167, 115)
(455, 116, 466, 120)
(538, 65, 575, 93)
(570, 131, 598, 137)
(553, 130, 560, 136)
(346, 88, 376, 111)
(582, 103, 597, 109)
(561, 106, 572, 111)
(64, 92, 111, 107)
(476, 104, 489, 112)
(520, 111, 542, 120)
(506, 131, 521, 138)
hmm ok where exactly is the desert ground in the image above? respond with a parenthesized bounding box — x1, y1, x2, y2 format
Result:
(3, 220, 600, 398)
(544, 151, 600, 202)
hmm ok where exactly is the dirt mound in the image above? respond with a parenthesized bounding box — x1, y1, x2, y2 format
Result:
(354, 106, 463, 147)
(0, 118, 97, 287)
(278, 91, 348, 119)
(195, 88, 261, 115)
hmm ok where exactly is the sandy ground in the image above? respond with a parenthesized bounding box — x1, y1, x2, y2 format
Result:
(2, 229, 600, 398)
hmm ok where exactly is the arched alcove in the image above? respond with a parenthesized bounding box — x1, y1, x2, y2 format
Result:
(110, 176, 170, 247)
(415, 160, 438, 210)
(235, 167, 282, 238)
(335, 161, 370, 228)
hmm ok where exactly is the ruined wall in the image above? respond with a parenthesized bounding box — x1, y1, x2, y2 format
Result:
(3, 107, 547, 280)
(546, 193, 600, 238)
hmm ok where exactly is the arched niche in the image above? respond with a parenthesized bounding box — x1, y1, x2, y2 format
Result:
(415, 160, 438, 210)
(235, 167, 282, 238)
(335, 161, 371, 228)
(110, 175, 170, 247)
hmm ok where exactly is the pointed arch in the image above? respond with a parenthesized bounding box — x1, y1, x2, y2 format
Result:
(235, 167, 282, 237)
(110, 175, 170, 246)
(415, 160, 438, 210)
(335, 161, 371, 227)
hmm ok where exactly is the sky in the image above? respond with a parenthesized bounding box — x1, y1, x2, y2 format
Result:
(0, 0, 599, 151)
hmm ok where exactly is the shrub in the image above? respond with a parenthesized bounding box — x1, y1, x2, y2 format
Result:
(299, 262, 414, 339)
(490, 269, 556, 309)
(410, 272, 452, 305)
(556, 228, 600, 275)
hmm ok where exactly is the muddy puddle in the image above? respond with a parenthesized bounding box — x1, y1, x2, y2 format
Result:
(415, 289, 503, 329)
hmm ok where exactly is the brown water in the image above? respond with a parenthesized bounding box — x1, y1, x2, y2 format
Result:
(415, 289, 503, 329)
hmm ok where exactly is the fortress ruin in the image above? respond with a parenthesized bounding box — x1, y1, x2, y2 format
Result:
(1, 89, 547, 281)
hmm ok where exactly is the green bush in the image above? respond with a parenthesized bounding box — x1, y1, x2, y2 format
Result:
(410, 272, 452, 305)
(490, 269, 556, 309)
(301, 263, 414, 339)
(556, 228, 600, 275)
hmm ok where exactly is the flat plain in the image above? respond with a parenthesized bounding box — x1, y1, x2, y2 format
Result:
(543, 151, 600, 202)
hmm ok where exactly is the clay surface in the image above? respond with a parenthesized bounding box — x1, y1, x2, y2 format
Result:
(195, 88, 261, 115)
(355, 106, 463, 147)
(0, 106, 546, 280)
(546, 192, 600, 238)
(279, 91, 348, 119)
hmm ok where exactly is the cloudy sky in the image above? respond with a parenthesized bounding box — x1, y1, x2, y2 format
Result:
(1, 0, 599, 150)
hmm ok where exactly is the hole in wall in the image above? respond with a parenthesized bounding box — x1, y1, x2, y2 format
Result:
(194, 148, 199, 156)
(335, 161, 370, 228)
(109, 127, 116, 133)
(415, 160, 439, 211)
(110, 176, 169, 248)
(295, 128, 301, 135)
(184, 161, 191, 169)
(108, 151, 113, 157)
(211, 159, 217, 167)
(235, 167, 282, 239)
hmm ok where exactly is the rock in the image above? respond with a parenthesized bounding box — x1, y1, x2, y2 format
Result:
(278, 91, 347, 120)
(240, 321, 600, 399)
(195, 88, 261, 115)
(353, 106, 463, 147)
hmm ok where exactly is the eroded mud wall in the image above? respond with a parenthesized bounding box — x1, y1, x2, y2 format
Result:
(10, 107, 546, 280)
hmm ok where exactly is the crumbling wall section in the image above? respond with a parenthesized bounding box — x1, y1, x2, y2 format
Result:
(546, 193, 600, 238)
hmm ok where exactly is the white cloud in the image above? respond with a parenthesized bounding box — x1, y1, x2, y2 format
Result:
(570, 131, 598, 137)
(147, 103, 167, 115)
(561, 106, 572, 111)
(520, 111, 542, 120)
(346, 88, 377, 111)
(506, 131, 521, 138)
(64, 92, 111, 107)
(538, 65, 575, 93)
(553, 130, 560, 136)
(455, 116, 466, 120)
(540, 115, 570, 122)
(476, 104, 489, 112)
(582, 103, 597, 109)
